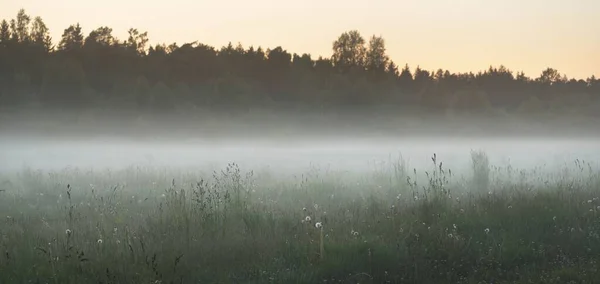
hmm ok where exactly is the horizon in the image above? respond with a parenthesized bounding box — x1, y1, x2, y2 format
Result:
(1, 0, 599, 80)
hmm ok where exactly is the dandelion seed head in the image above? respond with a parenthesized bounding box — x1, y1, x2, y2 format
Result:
(305, 216, 311, 222)
(97, 239, 103, 244)
(315, 222, 322, 229)
(65, 229, 72, 235)
(484, 228, 490, 234)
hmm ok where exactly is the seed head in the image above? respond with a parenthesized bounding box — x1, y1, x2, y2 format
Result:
(66, 229, 72, 236)
(315, 222, 322, 229)
(97, 239, 103, 244)
(484, 228, 490, 234)
(305, 216, 311, 222)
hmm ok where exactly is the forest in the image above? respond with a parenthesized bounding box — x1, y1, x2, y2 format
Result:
(0, 8, 599, 118)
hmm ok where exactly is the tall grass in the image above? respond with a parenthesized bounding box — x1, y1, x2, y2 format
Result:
(0, 154, 599, 283)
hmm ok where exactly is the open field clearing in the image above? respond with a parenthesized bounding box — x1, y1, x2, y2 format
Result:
(1, 140, 600, 283)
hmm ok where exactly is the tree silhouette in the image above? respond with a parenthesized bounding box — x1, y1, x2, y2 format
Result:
(0, 8, 597, 117)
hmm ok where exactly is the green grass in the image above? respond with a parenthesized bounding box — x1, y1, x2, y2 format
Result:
(0, 154, 599, 284)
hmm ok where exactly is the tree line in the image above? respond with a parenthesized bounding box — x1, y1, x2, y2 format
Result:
(0, 9, 598, 116)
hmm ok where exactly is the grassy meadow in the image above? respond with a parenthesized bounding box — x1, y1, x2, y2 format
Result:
(0, 152, 599, 284)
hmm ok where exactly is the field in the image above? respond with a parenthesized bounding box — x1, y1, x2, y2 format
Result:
(0, 151, 599, 284)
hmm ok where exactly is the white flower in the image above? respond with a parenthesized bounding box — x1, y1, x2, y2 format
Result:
(305, 216, 311, 222)
(65, 229, 72, 235)
(314, 204, 319, 211)
(315, 222, 322, 229)
(97, 239, 103, 244)
(484, 228, 490, 234)
(553, 216, 556, 221)
(453, 224, 457, 230)
(302, 207, 307, 211)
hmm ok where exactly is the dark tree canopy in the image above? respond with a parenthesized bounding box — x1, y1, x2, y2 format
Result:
(0, 8, 598, 116)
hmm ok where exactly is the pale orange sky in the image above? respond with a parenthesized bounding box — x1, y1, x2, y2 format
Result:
(2, 0, 599, 79)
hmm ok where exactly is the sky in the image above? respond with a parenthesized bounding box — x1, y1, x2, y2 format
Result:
(1, 0, 599, 79)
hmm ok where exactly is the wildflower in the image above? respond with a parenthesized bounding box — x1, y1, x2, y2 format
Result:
(453, 224, 457, 230)
(353, 231, 359, 236)
(113, 227, 118, 233)
(315, 222, 322, 229)
(97, 239, 103, 244)
(66, 229, 72, 236)
(302, 207, 306, 211)
(396, 194, 401, 200)
(553, 216, 556, 221)
(448, 233, 453, 238)
(588, 200, 592, 203)
(314, 204, 319, 211)
(305, 216, 311, 222)
(484, 228, 490, 234)
(508, 205, 513, 209)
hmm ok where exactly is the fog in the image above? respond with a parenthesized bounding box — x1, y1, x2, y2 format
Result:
(1, 136, 599, 176)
